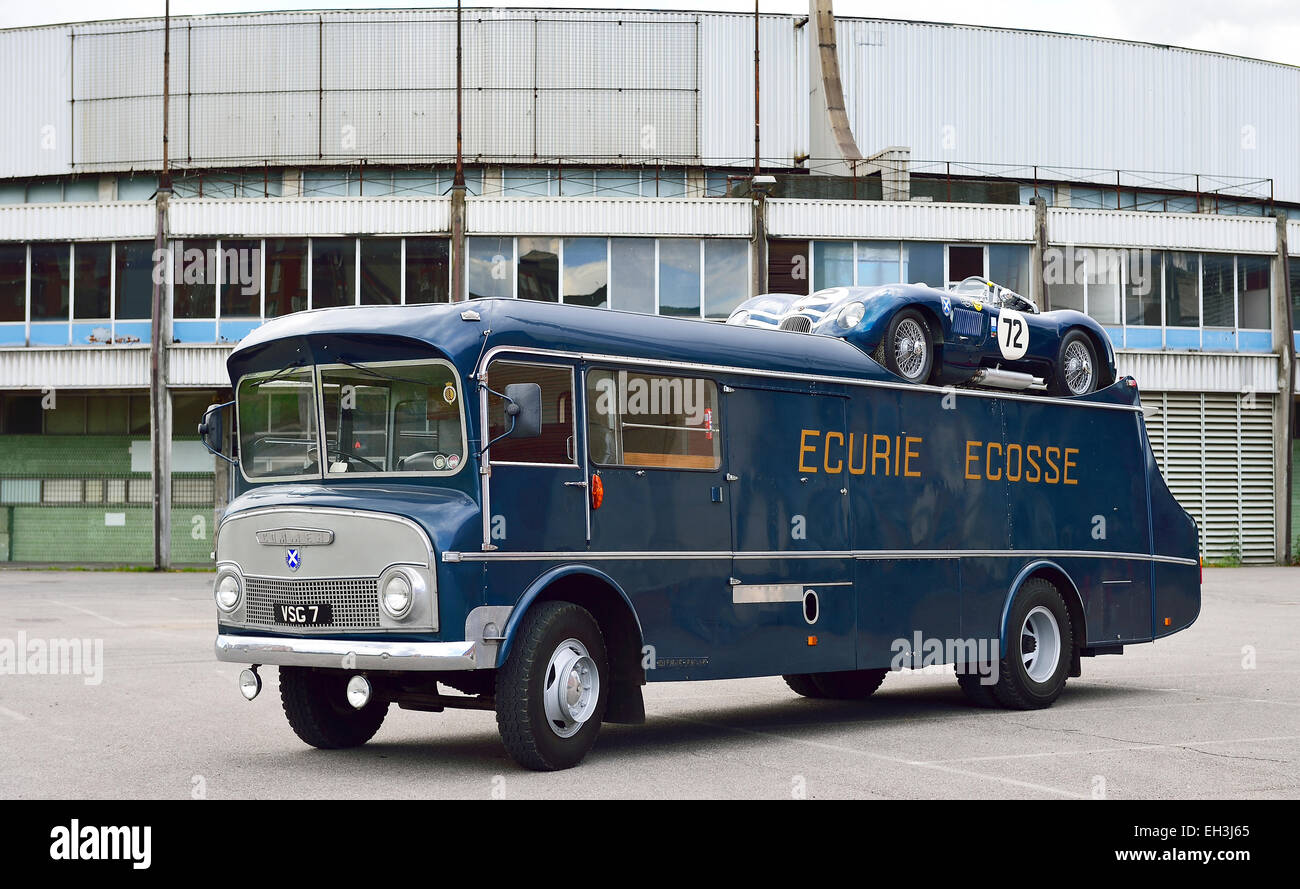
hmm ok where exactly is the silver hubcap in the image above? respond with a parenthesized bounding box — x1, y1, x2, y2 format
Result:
(1020, 606, 1062, 684)
(1063, 341, 1094, 394)
(543, 637, 599, 738)
(894, 318, 927, 379)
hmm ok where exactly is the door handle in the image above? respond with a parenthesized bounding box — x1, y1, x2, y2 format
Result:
(563, 480, 588, 488)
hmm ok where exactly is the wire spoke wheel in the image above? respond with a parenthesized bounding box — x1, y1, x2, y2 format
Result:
(1062, 340, 1094, 394)
(893, 318, 928, 379)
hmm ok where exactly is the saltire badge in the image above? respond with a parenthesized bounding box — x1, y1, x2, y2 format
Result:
(940, 296, 952, 317)
(286, 548, 301, 571)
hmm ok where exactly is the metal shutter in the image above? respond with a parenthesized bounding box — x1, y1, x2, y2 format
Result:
(1144, 392, 1276, 564)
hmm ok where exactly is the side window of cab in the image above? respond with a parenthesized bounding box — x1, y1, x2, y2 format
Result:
(486, 360, 576, 465)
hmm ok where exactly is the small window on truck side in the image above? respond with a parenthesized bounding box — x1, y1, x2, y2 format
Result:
(486, 361, 576, 465)
(585, 368, 721, 470)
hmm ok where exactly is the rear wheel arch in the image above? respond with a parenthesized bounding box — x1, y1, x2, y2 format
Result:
(1001, 561, 1087, 677)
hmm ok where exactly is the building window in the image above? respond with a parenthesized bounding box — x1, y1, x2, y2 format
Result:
(856, 241, 901, 286)
(517, 237, 560, 302)
(903, 242, 944, 286)
(1237, 256, 1270, 329)
(173, 239, 217, 318)
(359, 238, 401, 306)
(406, 238, 450, 304)
(30, 243, 70, 320)
(1290, 258, 1300, 333)
(988, 244, 1033, 301)
(311, 238, 354, 308)
(468, 237, 514, 299)
(502, 168, 552, 197)
(1165, 252, 1200, 327)
(265, 238, 308, 317)
(610, 238, 655, 314)
(73, 242, 112, 320)
(115, 241, 154, 320)
(813, 241, 853, 289)
(562, 238, 608, 307)
(0, 243, 24, 322)
(946, 245, 984, 285)
(767, 240, 810, 296)
(219, 239, 262, 317)
(1202, 253, 1235, 328)
(703, 239, 748, 319)
(1124, 249, 1162, 326)
(657, 239, 701, 317)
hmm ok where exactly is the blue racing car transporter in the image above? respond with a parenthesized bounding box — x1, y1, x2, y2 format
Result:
(209, 298, 1200, 770)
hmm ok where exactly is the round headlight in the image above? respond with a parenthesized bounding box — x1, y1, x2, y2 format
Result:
(380, 572, 413, 619)
(215, 573, 242, 612)
(729, 310, 751, 326)
(838, 301, 866, 328)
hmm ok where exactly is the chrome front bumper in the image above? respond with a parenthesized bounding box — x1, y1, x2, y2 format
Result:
(215, 633, 480, 671)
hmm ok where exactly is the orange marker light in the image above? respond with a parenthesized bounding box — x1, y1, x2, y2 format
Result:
(807, 635, 818, 646)
(590, 474, 604, 510)
(1164, 617, 1171, 627)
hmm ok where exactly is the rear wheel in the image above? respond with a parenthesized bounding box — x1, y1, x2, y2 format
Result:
(881, 309, 935, 384)
(989, 578, 1074, 709)
(1050, 330, 1099, 396)
(279, 667, 389, 749)
(495, 601, 609, 771)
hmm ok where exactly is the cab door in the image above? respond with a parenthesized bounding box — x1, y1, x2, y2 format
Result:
(483, 358, 587, 552)
(723, 382, 856, 676)
(583, 365, 731, 679)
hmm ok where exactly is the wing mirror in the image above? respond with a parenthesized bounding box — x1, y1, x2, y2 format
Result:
(199, 401, 237, 466)
(503, 383, 541, 439)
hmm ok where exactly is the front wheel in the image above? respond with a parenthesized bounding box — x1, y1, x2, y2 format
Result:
(1050, 330, 1099, 396)
(879, 309, 935, 384)
(496, 601, 609, 770)
(279, 667, 389, 749)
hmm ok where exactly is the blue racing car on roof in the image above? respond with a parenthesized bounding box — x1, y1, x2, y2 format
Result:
(727, 276, 1116, 396)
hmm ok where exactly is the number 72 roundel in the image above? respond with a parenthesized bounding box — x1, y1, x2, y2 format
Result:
(997, 307, 1029, 360)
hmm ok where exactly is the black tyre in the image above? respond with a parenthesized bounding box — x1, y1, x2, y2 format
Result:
(956, 669, 999, 708)
(989, 578, 1074, 710)
(881, 309, 935, 384)
(279, 667, 388, 749)
(784, 668, 888, 700)
(812, 668, 888, 699)
(1050, 329, 1099, 396)
(496, 601, 609, 771)
(782, 673, 823, 698)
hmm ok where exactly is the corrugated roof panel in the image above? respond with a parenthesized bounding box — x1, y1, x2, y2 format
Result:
(1048, 208, 1276, 252)
(466, 196, 751, 236)
(0, 201, 154, 241)
(1117, 350, 1280, 393)
(169, 197, 452, 237)
(767, 199, 1035, 241)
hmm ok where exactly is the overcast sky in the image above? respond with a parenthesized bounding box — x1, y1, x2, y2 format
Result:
(2, 1, 1297, 67)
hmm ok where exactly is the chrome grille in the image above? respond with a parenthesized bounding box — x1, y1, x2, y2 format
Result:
(779, 314, 813, 333)
(244, 576, 380, 630)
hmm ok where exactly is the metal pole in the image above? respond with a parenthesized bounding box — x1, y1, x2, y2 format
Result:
(152, 1, 172, 570)
(753, 1, 760, 176)
(450, 0, 467, 302)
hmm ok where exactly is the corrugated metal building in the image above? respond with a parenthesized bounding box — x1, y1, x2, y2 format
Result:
(0, 7, 1295, 564)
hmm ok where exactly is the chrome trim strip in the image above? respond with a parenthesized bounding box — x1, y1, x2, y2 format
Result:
(475, 344, 1142, 414)
(442, 548, 1198, 566)
(215, 634, 478, 671)
(221, 506, 436, 568)
(733, 583, 849, 604)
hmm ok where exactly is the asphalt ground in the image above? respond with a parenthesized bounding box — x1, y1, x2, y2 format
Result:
(0, 567, 1296, 799)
